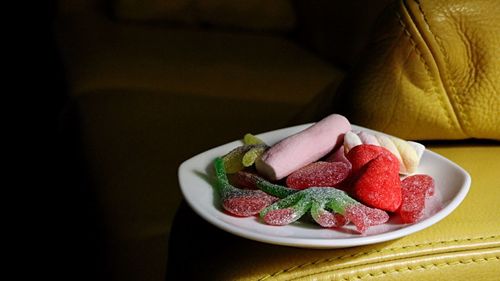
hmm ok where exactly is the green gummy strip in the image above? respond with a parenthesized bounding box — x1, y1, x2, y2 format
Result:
(310, 200, 325, 221)
(255, 179, 298, 198)
(260, 192, 310, 218)
(213, 157, 234, 196)
(322, 189, 358, 214)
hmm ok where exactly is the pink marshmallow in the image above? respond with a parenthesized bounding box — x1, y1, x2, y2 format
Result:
(256, 114, 351, 180)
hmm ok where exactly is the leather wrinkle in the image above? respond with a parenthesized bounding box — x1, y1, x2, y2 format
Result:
(257, 235, 500, 280)
(410, 0, 469, 136)
(395, 2, 455, 134)
(454, 17, 477, 90)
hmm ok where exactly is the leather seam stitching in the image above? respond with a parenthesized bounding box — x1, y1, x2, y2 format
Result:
(413, 0, 469, 136)
(342, 256, 500, 280)
(395, 2, 455, 133)
(258, 235, 499, 280)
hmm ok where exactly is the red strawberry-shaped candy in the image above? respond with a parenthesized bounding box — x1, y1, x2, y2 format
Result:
(286, 161, 350, 190)
(352, 152, 402, 212)
(346, 144, 384, 175)
(398, 174, 435, 223)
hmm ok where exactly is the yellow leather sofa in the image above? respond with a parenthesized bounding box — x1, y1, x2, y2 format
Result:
(55, 0, 499, 280)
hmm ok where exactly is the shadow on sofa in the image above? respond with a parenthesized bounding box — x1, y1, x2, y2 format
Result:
(54, 0, 393, 280)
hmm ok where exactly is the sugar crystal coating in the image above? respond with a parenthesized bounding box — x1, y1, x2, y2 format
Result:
(402, 174, 435, 197)
(263, 208, 297, 226)
(213, 120, 431, 234)
(349, 146, 402, 212)
(346, 144, 385, 175)
(242, 145, 268, 167)
(286, 161, 350, 189)
(259, 187, 387, 233)
(223, 191, 277, 217)
(344, 204, 389, 233)
(214, 158, 278, 217)
(222, 144, 267, 173)
(311, 205, 348, 228)
(243, 133, 265, 145)
(398, 174, 435, 223)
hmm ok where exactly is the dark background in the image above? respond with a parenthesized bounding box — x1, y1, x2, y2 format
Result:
(15, 1, 98, 280)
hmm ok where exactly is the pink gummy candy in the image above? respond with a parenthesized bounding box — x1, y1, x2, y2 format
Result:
(285, 161, 351, 190)
(398, 174, 435, 223)
(344, 203, 389, 233)
(223, 191, 277, 217)
(314, 210, 348, 228)
(262, 208, 297, 226)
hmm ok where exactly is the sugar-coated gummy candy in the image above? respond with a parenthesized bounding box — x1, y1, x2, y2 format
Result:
(230, 170, 298, 198)
(285, 161, 350, 190)
(260, 187, 388, 233)
(213, 118, 433, 233)
(243, 133, 265, 145)
(349, 146, 402, 212)
(261, 192, 312, 225)
(214, 158, 278, 216)
(346, 144, 386, 175)
(346, 131, 424, 175)
(223, 192, 277, 217)
(242, 145, 267, 167)
(310, 199, 348, 228)
(344, 203, 389, 233)
(398, 174, 435, 223)
(222, 144, 267, 173)
(222, 145, 252, 174)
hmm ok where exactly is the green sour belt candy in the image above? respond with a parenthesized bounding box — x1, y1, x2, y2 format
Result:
(214, 158, 277, 217)
(217, 163, 388, 232)
(229, 170, 298, 198)
(260, 187, 389, 233)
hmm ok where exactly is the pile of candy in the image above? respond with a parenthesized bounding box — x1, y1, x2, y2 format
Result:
(213, 114, 436, 233)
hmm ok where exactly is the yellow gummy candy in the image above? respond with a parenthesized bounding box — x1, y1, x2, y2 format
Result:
(242, 145, 267, 167)
(222, 146, 249, 174)
(243, 133, 265, 145)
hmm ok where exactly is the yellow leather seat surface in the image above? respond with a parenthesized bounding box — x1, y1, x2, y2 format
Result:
(168, 143, 500, 280)
(336, 0, 500, 140)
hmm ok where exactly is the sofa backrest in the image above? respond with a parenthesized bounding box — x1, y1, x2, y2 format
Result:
(57, 0, 393, 68)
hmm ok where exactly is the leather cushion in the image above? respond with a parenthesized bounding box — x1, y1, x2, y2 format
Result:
(336, 0, 500, 140)
(56, 13, 341, 105)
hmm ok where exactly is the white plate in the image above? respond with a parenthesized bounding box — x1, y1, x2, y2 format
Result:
(178, 124, 471, 248)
